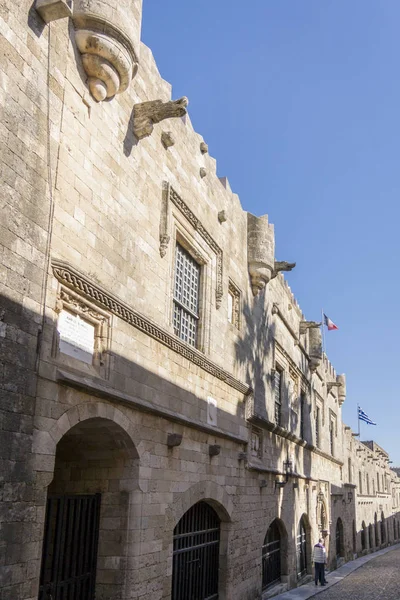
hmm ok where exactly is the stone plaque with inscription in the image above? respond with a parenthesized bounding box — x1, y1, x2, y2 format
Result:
(58, 310, 95, 364)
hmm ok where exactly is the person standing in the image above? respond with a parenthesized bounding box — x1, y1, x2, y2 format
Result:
(312, 538, 327, 586)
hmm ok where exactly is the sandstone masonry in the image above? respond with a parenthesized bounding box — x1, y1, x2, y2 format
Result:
(1, 1, 399, 599)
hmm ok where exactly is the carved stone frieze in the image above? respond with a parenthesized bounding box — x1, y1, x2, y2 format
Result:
(51, 260, 251, 395)
(299, 320, 322, 336)
(133, 97, 188, 140)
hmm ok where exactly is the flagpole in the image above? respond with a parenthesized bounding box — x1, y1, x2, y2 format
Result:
(357, 404, 360, 438)
(321, 308, 326, 355)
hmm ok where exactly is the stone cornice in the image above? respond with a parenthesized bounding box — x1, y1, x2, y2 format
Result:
(52, 260, 252, 396)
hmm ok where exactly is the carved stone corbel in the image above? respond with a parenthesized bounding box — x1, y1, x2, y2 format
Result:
(327, 382, 341, 394)
(133, 97, 189, 140)
(299, 321, 322, 336)
(247, 213, 275, 295)
(200, 167, 207, 178)
(271, 261, 296, 279)
(200, 141, 208, 154)
(161, 131, 175, 149)
(337, 373, 346, 406)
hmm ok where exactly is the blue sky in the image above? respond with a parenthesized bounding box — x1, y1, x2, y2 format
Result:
(142, 1, 400, 464)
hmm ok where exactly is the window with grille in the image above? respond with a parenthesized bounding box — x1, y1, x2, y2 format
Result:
(173, 244, 200, 347)
(274, 368, 283, 426)
(315, 407, 320, 448)
(299, 393, 305, 440)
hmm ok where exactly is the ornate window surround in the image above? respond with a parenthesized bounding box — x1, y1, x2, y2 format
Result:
(159, 182, 223, 309)
(53, 284, 111, 378)
(228, 279, 241, 330)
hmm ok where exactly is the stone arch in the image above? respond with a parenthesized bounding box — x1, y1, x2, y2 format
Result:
(336, 517, 344, 558)
(297, 513, 312, 578)
(262, 517, 289, 590)
(166, 480, 233, 529)
(165, 481, 233, 600)
(33, 401, 140, 481)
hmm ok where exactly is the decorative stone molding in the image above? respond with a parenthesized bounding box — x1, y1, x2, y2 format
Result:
(133, 97, 188, 140)
(337, 373, 346, 406)
(200, 141, 208, 154)
(161, 131, 175, 149)
(73, 19, 138, 102)
(247, 213, 275, 295)
(72, 0, 141, 102)
(51, 260, 251, 395)
(36, 0, 72, 23)
(299, 320, 322, 336)
(326, 381, 341, 394)
(309, 327, 322, 373)
(200, 167, 207, 178)
(160, 183, 224, 309)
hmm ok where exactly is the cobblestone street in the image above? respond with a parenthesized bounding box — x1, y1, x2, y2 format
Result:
(318, 547, 400, 600)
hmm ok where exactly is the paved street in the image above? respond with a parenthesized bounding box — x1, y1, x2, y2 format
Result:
(274, 544, 400, 600)
(317, 547, 400, 600)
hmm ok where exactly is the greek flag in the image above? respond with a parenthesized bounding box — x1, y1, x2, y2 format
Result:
(358, 406, 376, 426)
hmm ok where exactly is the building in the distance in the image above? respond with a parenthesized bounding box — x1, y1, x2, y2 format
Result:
(1, 1, 399, 599)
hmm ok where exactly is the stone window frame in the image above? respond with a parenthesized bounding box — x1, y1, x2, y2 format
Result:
(169, 220, 214, 354)
(53, 284, 111, 378)
(227, 279, 241, 330)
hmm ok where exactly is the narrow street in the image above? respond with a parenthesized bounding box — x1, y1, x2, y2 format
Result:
(318, 547, 400, 600)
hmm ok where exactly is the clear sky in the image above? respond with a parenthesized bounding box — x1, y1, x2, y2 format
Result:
(142, 1, 400, 464)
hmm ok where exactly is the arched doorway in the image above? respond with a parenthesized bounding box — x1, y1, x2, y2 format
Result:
(262, 519, 287, 590)
(381, 512, 386, 544)
(361, 521, 367, 550)
(336, 518, 344, 558)
(38, 416, 138, 600)
(368, 524, 374, 549)
(296, 516, 309, 579)
(172, 501, 220, 600)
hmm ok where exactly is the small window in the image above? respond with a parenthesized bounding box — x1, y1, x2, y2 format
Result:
(299, 393, 305, 440)
(173, 244, 200, 347)
(315, 406, 320, 448)
(274, 367, 283, 426)
(227, 280, 240, 328)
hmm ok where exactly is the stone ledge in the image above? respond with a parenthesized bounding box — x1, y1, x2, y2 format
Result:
(56, 368, 249, 445)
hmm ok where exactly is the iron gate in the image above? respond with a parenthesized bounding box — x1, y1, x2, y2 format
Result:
(262, 520, 281, 589)
(172, 501, 220, 600)
(296, 519, 307, 578)
(38, 494, 101, 600)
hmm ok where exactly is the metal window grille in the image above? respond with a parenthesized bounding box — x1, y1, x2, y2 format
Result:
(296, 519, 307, 579)
(262, 521, 281, 589)
(172, 501, 220, 600)
(39, 494, 101, 600)
(299, 394, 305, 440)
(173, 244, 200, 347)
(315, 407, 320, 448)
(274, 369, 282, 426)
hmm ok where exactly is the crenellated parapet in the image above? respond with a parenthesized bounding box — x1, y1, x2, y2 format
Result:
(72, 0, 142, 101)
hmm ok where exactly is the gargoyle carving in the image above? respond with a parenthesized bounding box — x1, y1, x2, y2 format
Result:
(299, 320, 322, 336)
(272, 261, 296, 279)
(133, 97, 189, 140)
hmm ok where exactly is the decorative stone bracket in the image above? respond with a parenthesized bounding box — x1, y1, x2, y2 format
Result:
(133, 97, 188, 140)
(299, 320, 322, 336)
(74, 23, 138, 102)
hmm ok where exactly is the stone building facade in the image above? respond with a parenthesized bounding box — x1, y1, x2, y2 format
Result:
(1, 1, 399, 599)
